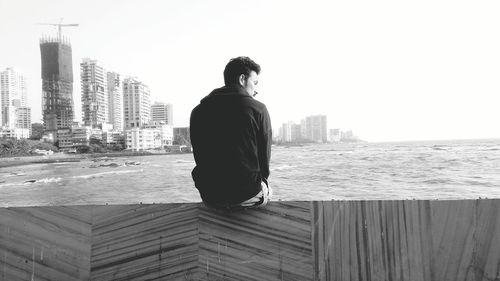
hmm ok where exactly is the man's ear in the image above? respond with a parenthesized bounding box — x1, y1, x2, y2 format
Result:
(238, 74, 246, 86)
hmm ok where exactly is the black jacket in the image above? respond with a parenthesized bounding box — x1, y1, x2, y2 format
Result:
(190, 86, 272, 205)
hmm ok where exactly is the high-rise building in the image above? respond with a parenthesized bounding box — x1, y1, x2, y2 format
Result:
(123, 77, 151, 129)
(305, 115, 327, 143)
(279, 122, 303, 143)
(291, 124, 302, 142)
(40, 36, 74, 131)
(280, 122, 293, 142)
(300, 119, 307, 140)
(1, 67, 28, 128)
(328, 128, 340, 142)
(15, 107, 31, 135)
(151, 102, 173, 125)
(107, 72, 123, 131)
(341, 130, 356, 141)
(81, 58, 108, 128)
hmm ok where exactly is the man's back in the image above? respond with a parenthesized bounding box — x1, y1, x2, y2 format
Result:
(190, 85, 272, 205)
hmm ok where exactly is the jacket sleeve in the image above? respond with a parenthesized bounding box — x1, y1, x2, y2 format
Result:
(258, 105, 272, 180)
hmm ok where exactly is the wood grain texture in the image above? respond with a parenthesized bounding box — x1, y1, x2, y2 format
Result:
(198, 201, 313, 281)
(311, 199, 500, 281)
(90, 203, 199, 281)
(0, 206, 91, 281)
(1, 200, 499, 280)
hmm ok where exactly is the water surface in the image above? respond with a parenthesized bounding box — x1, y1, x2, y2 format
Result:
(1, 139, 499, 207)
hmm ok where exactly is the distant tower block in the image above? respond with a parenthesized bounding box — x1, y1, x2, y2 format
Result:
(151, 102, 173, 126)
(123, 77, 151, 129)
(81, 58, 108, 128)
(107, 72, 123, 131)
(39, 21, 78, 131)
(1, 68, 28, 128)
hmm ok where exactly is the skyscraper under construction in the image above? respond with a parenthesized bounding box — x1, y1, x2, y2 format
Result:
(40, 36, 74, 131)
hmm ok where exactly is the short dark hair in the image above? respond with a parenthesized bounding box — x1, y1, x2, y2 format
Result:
(223, 56, 261, 86)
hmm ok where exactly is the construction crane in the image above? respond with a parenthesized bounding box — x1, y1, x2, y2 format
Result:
(38, 19, 78, 42)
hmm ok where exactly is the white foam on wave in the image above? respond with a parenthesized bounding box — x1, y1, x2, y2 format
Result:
(0, 177, 62, 188)
(0, 182, 21, 188)
(2, 172, 27, 178)
(33, 177, 62, 184)
(271, 164, 296, 171)
(73, 169, 140, 179)
(176, 160, 195, 164)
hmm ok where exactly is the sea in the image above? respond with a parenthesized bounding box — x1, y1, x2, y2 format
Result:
(1, 139, 499, 207)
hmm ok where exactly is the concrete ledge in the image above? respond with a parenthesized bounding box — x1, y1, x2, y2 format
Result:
(0, 200, 499, 281)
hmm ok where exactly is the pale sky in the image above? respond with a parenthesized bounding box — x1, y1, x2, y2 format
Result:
(0, 0, 499, 142)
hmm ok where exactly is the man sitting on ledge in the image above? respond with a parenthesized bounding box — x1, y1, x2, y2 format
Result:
(190, 56, 273, 211)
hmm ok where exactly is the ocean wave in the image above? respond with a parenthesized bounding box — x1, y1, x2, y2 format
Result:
(462, 180, 490, 187)
(73, 169, 140, 179)
(0, 177, 63, 187)
(3, 172, 27, 178)
(271, 164, 296, 171)
(176, 160, 195, 164)
(421, 178, 454, 185)
(0, 182, 23, 188)
(25, 177, 62, 184)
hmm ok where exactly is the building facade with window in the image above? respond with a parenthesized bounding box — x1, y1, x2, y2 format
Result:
(40, 36, 74, 131)
(81, 58, 108, 128)
(126, 128, 161, 151)
(123, 77, 151, 130)
(151, 102, 173, 126)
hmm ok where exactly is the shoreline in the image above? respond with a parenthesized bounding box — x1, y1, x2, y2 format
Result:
(0, 151, 191, 168)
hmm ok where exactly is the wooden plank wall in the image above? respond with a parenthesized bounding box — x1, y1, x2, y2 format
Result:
(198, 201, 313, 281)
(0, 200, 498, 281)
(0, 206, 91, 281)
(90, 203, 200, 281)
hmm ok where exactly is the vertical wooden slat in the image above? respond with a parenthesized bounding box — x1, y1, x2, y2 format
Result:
(430, 200, 476, 281)
(356, 200, 368, 281)
(419, 200, 433, 281)
(474, 199, 500, 281)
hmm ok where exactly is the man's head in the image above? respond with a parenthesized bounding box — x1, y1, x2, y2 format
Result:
(223, 56, 261, 96)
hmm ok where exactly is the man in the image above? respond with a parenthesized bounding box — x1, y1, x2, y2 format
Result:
(190, 56, 272, 210)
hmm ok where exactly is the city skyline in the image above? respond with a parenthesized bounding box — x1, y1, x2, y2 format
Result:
(1, 0, 499, 142)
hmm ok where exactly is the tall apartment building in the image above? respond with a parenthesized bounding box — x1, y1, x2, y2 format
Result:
(15, 107, 31, 134)
(151, 102, 173, 125)
(329, 128, 341, 142)
(1, 67, 28, 128)
(107, 72, 123, 131)
(300, 119, 307, 140)
(280, 122, 293, 142)
(40, 36, 74, 131)
(81, 58, 108, 128)
(305, 115, 327, 143)
(280, 122, 304, 143)
(123, 77, 151, 129)
(291, 123, 302, 142)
